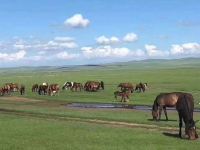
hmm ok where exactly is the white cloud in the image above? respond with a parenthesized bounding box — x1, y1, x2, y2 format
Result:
(54, 36, 74, 42)
(64, 14, 90, 28)
(145, 44, 168, 57)
(81, 46, 131, 58)
(96, 36, 120, 45)
(170, 42, 200, 55)
(13, 44, 25, 49)
(0, 50, 26, 61)
(56, 51, 79, 60)
(123, 33, 138, 42)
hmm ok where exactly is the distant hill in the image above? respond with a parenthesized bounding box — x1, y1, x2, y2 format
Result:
(0, 58, 200, 72)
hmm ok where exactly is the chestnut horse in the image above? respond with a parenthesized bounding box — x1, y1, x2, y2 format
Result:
(84, 81, 104, 92)
(114, 91, 130, 102)
(152, 92, 193, 121)
(176, 93, 198, 140)
(48, 84, 59, 96)
(118, 83, 134, 93)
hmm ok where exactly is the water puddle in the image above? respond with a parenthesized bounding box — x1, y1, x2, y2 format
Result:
(67, 103, 200, 112)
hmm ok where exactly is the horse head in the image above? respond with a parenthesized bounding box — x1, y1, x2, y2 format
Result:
(186, 120, 199, 140)
(152, 102, 159, 121)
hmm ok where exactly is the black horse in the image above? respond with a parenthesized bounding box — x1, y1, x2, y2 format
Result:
(176, 93, 198, 140)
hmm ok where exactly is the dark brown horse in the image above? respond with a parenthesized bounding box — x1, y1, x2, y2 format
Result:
(71, 82, 83, 92)
(38, 84, 48, 95)
(176, 93, 198, 140)
(114, 91, 130, 102)
(84, 81, 104, 92)
(19, 85, 25, 95)
(152, 92, 193, 121)
(32, 84, 39, 92)
(118, 83, 134, 93)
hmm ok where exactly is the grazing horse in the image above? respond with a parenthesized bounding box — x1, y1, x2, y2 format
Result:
(84, 81, 104, 92)
(71, 82, 83, 92)
(62, 82, 74, 90)
(176, 94, 198, 140)
(38, 84, 48, 95)
(152, 92, 193, 121)
(32, 84, 39, 92)
(135, 82, 147, 92)
(5, 83, 19, 92)
(118, 83, 134, 93)
(48, 84, 60, 96)
(2, 84, 11, 95)
(114, 91, 130, 102)
(19, 85, 25, 95)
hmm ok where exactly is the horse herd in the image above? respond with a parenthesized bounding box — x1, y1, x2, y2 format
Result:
(0, 81, 199, 140)
(0, 83, 25, 96)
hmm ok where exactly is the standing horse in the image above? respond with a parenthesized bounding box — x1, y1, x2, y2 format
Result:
(152, 92, 193, 121)
(19, 85, 25, 95)
(176, 94, 198, 140)
(114, 91, 130, 102)
(118, 83, 134, 93)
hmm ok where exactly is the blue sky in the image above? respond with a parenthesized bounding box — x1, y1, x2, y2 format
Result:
(0, 0, 200, 67)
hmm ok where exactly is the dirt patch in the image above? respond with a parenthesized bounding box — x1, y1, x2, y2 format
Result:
(0, 96, 42, 102)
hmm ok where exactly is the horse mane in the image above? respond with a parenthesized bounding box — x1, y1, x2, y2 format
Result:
(152, 98, 159, 111)
(182, 94, 195, 126)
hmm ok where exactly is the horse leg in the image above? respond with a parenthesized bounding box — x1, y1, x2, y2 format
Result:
(159, 107, 162, 120)
(163, 106, 168, 121)
(178, 112, 183, 138)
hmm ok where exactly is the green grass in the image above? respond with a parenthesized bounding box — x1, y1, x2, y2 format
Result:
(0, 113, 200, 150)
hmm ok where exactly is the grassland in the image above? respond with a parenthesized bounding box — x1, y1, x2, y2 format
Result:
(0, 58, 200, 149)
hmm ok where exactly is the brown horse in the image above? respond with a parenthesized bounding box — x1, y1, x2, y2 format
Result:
(48, 84, 59, 96)
(71, 82, 83, 92)
(114, 91, 130, 102)
(152, 92, 193, 121)
(5, 83, 19, 92)
(118, 83, 134, 93)
(32, 84, 39, 92)
(84, 81, 104, 92)
(135, 82, 147, 92)
(176, 93, 198, 140)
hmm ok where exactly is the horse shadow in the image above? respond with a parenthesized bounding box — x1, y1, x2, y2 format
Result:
(162, 132, 179, 139)
(147, 118, 177, 122)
